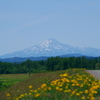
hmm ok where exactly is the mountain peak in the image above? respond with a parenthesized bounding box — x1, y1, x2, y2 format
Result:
(43, 38, 59, 43)
(48, 38, 58, 42)
(0, 38, 100, 58)
(39, 39, 59, 47)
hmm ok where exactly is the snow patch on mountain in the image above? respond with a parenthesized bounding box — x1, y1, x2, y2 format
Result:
(0, 38, 100, 58)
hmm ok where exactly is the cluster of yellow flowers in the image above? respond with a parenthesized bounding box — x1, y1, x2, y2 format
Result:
(6, 68, 100, 100)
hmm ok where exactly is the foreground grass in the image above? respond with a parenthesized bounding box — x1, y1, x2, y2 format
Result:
(4, 68, 100, 100)
(0, 74, 29, 92)
(0, 74, 30, 99)
(0, 71, 64, 100)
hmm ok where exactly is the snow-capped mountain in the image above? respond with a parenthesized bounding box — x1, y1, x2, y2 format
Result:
(0, 39, 100, 58)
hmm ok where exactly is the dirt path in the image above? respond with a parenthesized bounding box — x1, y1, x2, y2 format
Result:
(86, 70, 100, 80)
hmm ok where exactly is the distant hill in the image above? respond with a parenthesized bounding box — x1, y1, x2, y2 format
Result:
(0, 54, 96, 63)
(0, 56, 48, 63)
(0, 38, 100, 58)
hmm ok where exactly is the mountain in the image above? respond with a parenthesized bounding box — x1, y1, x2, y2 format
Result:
(0, 38, 100, 58)
(0, 57, 49, 63)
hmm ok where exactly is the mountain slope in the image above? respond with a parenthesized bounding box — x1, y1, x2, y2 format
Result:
(0, 39, 100, 58)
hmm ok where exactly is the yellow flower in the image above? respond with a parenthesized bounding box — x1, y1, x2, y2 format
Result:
(43, 88, 47, 91)
(30, 90, 34, 92)
(93, 85, 99, 89)
(37, 88, 40, 90)
(80, 84, 83, 87)
(51, 81, 57, 85)
(58, 88, 63, 91)
(34, 90, 37, 92)
(61, 78, 70, 82)
(41, 84, 47, 88)
(90, 96, 95, 100)
(20, 94, 25, 98)
(88, 93, 93, 97)
(71, 91, 76, 95)
(24, 93, 28, 96)
(91, 90, 97, 94)
(71, 79, 76, 82)
(76, 93, 80, 96)
(29, 85, 33, 89)
(65, 86, 68, 88)
(6, 94, 11, 96)
(47, 87, 52, 90)
(55, 86, 59, 90)
(64, 89, 71, 93)
(29, 93, 32, 95)
(72, 83, 75, 86)
(79, 91, 83, 94)
(88, 84, 90, 86)
(84, 90, 88, 94)
(81, 97, 85, 99)
(34, 93, 41, 97)
(60, 73, 68, 77)
(76, 83, 80, 86)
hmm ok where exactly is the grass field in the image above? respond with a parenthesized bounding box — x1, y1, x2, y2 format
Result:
(1, 69, 100, 100)
(0, 71, 64, 100)
(0, 74, 29, 92)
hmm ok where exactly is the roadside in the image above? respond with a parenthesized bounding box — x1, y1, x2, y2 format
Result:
(86, 70, 100, 80)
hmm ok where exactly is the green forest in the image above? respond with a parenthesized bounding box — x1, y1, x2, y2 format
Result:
(0, 56, 100, 74)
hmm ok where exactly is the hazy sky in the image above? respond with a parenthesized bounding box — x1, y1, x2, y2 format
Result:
(0, 0, 100, 55)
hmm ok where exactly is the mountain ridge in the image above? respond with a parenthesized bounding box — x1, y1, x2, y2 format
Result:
(0, 54, 93, 63)
(0, 38, 100, 58)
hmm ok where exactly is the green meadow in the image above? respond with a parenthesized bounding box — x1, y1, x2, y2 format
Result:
(0, 71, 64, 100)
(0, 69, 100, 100)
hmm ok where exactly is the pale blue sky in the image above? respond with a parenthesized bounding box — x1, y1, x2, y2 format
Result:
(0, 0, 100, 55)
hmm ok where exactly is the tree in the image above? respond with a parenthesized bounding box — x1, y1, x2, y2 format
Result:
(95, 62, 100, 69)
(25, 59, 32, 77)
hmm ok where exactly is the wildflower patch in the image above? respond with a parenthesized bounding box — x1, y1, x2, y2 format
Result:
(6, 68, 100, 100)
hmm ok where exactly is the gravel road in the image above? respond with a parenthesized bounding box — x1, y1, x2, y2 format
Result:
(86, 70, 100, 80)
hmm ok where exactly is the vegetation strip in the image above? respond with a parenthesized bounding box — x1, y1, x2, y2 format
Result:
(6, 68, 100, 100)
(0, 56, 100, 74)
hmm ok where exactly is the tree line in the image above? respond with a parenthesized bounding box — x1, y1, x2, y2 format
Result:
(0, 56, 100, 74)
